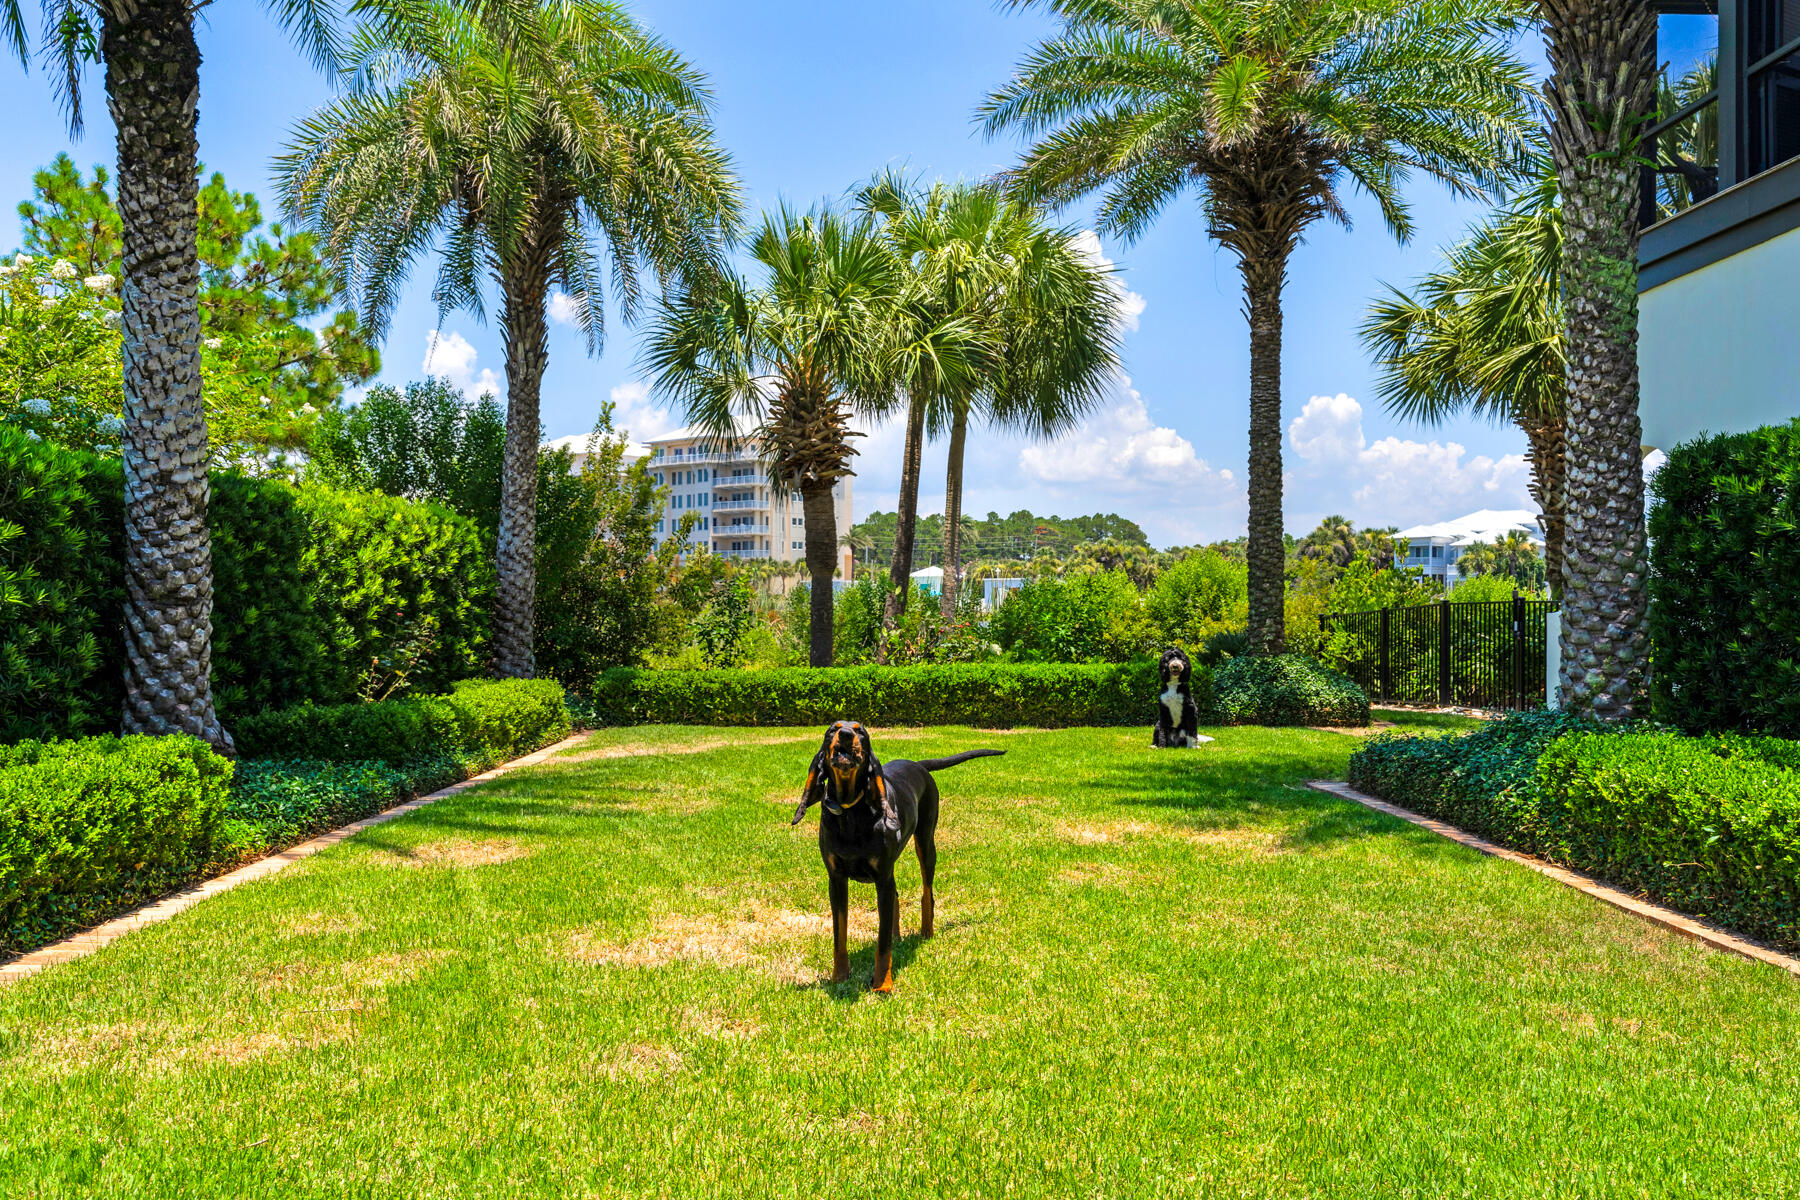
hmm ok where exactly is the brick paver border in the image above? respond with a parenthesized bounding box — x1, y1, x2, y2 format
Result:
(1307, 779, 1800, 978)
(0, 733, 591, 986)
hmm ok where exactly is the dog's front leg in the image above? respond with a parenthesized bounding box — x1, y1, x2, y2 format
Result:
(872, 871, 899, 993)
(829, 873, 850, 984)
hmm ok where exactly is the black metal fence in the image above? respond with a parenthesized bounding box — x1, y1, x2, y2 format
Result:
(1319, 596, 1558, 710)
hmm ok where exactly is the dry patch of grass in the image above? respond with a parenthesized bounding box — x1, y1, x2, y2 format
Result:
(1307, 723, 1398, 737)
(597, 1042, 685, 1081)
(374, 838, 533, 868)
(568, 904, 874, 983)
(681, 1008, 764, 1041)
(1058, 862, 1136, 889)
(277, 910, 369, 939)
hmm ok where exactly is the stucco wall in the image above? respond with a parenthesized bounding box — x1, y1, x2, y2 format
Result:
(1639, 222, 1800, 451)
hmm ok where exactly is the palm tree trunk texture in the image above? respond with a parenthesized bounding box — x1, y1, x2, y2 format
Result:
(1542, 0, 1656, 719)
(939, 408, 969, 622)
(494, 248, 553, 678)
(106, 0, 232, 752)
(884, 394, 928, 633)
(801, 480, 839, 666)
(1522, 416, 1567, 598)
(1241, 254, 1288, 655)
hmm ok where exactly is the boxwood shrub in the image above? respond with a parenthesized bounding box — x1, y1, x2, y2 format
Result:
(1210, 654, 1370, 727)
(0, 734, 232, 954)
(233, 678, 570, 765)
(1350, 714, 1800, 949)
(580, 661, 1173, 728)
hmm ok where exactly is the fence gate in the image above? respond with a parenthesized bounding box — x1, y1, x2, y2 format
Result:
(1319, 596, 1558, 710)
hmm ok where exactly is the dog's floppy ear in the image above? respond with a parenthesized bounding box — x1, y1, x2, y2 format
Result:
(790, 742, 829, 826)
(860, 727, 900, 835)
(1179, 655, 1192, 684)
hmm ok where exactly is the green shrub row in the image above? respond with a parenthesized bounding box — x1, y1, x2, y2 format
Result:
(1210, 654, 1370, 727)
(234, 678, 569, 764)
(0, 734, 233, 953)
(580, 662, 1171, 728)
(1349, 713, 1800, 949)
(2, 679, 571, 954)
(1649, 417, 1800, 736)
(0, 425, 493, 741)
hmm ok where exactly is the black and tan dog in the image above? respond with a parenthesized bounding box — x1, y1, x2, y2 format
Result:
(790, 721, 1002, 992)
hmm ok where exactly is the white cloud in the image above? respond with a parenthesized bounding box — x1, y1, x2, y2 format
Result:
(1019, 378, 1236, 496)
(599, 379, 683, 445)
(1072, 229, 1147, 333)
(548, 291, 581, 326)
(422, 330, 501, 398)
(1286, 393, 1533, 525)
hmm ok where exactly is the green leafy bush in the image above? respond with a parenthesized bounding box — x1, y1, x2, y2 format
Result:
(991, 573, 1150, 663)
(233, 678, 569, 766)
(1537, 731, 1800, 946)
(0, 734, 232, 953)
(581, 661, 1173, 728)
(1649, 418, 1800, 736)
(1144, 551, 1246, 649)
(0, 427, 123, 740)
(1210, 655, 1369, 726)
(0, 430, 494, 738)
(1347, 708, 1599, 842)
(224, 758, 415, 855)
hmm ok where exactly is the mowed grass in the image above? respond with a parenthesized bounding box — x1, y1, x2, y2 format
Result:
(4, 719, 1800, 1199)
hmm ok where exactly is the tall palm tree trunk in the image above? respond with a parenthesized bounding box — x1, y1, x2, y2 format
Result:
(1241, 251, 1288, 655)
(494, 245, 553, 678)
(939, 407, 969, 621)
(1521, 415, 1567, 598)
(884, 393, 928, 633)
(800, 479, 838, 666)
(106, 0, 231, 752)
(1542, 0, 1656, 718)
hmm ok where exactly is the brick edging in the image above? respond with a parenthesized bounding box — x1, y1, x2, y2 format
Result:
(0, 733, 590, 986)
(1307, 780, 1800, 978)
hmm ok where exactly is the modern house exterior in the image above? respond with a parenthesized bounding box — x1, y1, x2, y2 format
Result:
(544, 427, 854, 578)
(1638, 1, 1800, 451)
(1394, 509, 1544, 589)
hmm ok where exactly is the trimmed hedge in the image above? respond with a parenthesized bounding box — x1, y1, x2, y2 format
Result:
(1649, 418, 1800, 736)
(1211, 654, 1370, 727)
(3, 679, 572, 954)
(0, 427, 494, 739)
(1349, 714, 1800, 949)
(580, 662, 1174, 728)
(234, 678, 570, 764)
(0, 734, 232, 953)
(1538, 731, 1800, 946)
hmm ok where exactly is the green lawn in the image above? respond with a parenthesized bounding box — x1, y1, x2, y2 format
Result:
(5, 718, 1800, 1198)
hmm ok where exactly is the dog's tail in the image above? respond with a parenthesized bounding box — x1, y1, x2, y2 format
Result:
(915, 748, 1006, 772)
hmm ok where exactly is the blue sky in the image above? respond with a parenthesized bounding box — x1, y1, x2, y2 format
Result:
(2, 0, 1579, 546)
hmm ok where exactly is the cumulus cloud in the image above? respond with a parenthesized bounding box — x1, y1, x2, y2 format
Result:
(548, 291, 581, 326)
(1019, 379, 1236, 496)
(1071, 230, 1147, 333)
(600, 379, 683, 444)
(422, 330, 501, 398)
(1286, 393, 1533, 525)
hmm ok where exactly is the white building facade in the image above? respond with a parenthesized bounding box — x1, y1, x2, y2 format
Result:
(1395, 509, 1544, 589)
(640, 428, 854, 577)
(1637, 1, 1800, 452)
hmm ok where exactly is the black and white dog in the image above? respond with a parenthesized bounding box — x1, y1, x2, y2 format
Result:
(1152, 648, 1202, 748)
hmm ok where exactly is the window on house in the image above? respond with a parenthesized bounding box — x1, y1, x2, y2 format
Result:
(1432, 545, 1443, 559)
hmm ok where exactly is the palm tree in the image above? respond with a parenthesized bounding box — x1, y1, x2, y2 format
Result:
(983, 0, 1534, 654)
(859, 175, 1122, 622)
(2, 0, 339, 750)
(280, 0, 740, 678)
(1298, 514, 1358, 568)
(1540, 0, 1658, 718)
(645, 206, 898, 667)
(1364, 166, 1567, 595)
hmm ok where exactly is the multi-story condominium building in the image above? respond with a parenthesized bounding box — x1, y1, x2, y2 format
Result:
(1638, 1, 1800, 451)
(1395, 509, 1544, 589)
(547, 427, 853, 578)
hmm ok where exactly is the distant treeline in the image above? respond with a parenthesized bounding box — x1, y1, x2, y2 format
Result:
(850, 510, 1149, 568)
